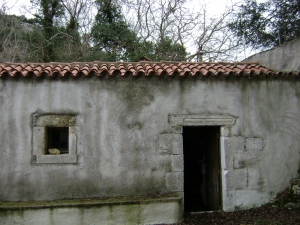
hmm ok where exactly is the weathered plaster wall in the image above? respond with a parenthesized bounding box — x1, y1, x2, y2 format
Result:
(0, 76, 300, 211)
(243, 38, 300, 71)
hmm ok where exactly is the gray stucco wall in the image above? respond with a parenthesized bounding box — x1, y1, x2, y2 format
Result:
(1, 76, 300, 211)
(243, 38, 300, 71)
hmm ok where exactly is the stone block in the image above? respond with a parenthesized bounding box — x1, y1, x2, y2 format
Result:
(140, 202, 182, 224)
(233, 152, 260, 169)
(69, 127, 77, 155)
(247, 168, 264, 191)
(49, 208, 82, 225)
(36, 154, 77, 164)
(224, 150, 233, 170)
(235, 190, 268, 208)
(220, 137, 232, 170)
(82, 206, 110, 224)
(158, 133, 183, 155)
(33, 114, 76, 127)
(224, 136, 245, 153)
(171, 155, 183, 172)
(172, 126, 183, 134)
(33, 127, 46, 155)
(221, 126, 231, 137)
(226, 169, 248, 190)
(222, 190, 237, 211)
(104, 205, 140, 224)
(166, 172, 183, 191)
(246, 138, 263, 151)
(168, 114, 235, 126)
(233, 152, 247, 169)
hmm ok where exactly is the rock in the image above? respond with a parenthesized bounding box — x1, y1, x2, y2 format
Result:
(290, 179, 300, 194)
(48, 148, 60, 155)
(285, 202, 297, 208)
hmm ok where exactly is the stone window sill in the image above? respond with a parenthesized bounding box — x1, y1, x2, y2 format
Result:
(35, 154, 77, 164)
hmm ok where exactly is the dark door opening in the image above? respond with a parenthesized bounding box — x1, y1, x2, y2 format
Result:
(183, 126, 221, 212)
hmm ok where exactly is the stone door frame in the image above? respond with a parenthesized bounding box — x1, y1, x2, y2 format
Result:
(159, 114, 236, 211)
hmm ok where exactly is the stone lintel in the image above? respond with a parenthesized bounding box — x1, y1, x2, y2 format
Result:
(33, 114, 77, 127)
(169, 114, 235, 127)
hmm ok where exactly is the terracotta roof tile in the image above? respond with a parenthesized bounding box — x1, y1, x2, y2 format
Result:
(98, 64, 108, 76)
(152, 64, 164, 76)
(0, 61, 299, 78)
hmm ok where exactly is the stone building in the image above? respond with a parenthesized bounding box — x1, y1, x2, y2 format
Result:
(0, 61, 300, 224)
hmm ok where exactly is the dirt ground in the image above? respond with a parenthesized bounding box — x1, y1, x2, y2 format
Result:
(169, 189, 300, 225)
(173, 204, 300, 225)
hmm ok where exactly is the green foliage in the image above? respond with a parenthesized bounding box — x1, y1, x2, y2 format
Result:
(124, 40, 155, 62)
(229, 0, 300, 49)
(90, 0, 138, 61)
(125, 38, 186, 62)
(154, 37, 187, 61)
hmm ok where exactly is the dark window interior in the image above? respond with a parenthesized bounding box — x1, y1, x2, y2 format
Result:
(47, 127, 69, 154)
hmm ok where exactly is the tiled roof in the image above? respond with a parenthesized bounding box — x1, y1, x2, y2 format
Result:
(0, 61, 298, 78)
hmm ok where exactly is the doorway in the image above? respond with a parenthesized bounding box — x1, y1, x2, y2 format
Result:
(183, 126, 221, 212)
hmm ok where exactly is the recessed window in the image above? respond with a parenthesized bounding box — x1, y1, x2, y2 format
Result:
(47, 127, 69, 154)
(33, 114, 78, 164)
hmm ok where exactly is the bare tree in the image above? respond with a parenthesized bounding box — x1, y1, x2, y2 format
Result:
(187, 2, 242, 62)
(16, 0, 96, 62)
(0, 1, 30, 62)
(56, 0, 95, 61)
(122, 0, 243, 62)
(126, 0, 195, 43)
(60, 0, 94, 38)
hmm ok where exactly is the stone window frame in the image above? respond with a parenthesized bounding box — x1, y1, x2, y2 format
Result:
(32, 114, 78, 164)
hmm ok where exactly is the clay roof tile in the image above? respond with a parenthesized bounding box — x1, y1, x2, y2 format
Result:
(136, 63, 146, 76)
(153, 64, 165, 76)
(80, 64, 90, 76)
(117, 64, 127, 76)
(144, 63, 154, 76)
(127, 64, 136, 76)
(0, 61, 297, 79)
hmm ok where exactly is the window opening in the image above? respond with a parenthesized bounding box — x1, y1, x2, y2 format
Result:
(47, 127, 69, 154)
